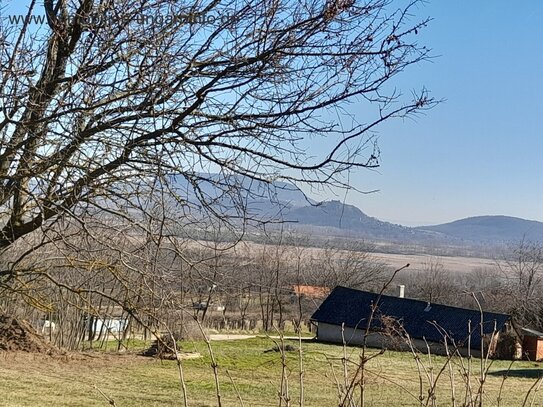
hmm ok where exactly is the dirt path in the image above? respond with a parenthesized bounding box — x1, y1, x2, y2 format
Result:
(209, 334, 314, 341)
(209, 334, 256, 341)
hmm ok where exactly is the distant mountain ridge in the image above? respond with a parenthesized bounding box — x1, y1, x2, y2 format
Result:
(287, 203, 543, 245)
(284, 200, 441, 242)
(168, 173, 543, 246)
(415, 216, 543, 243)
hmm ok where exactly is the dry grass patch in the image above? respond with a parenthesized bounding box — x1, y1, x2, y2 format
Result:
(1, 337, 542, 406)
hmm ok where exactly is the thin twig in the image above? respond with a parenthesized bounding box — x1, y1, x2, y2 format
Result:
(170, 331, 189, 407)
(225, 369, 245, 407)
(93, 384, 118, 407)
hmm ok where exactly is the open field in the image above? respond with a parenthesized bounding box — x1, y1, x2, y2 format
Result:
(1, 337, 543, 406)
(372, 251, 499, 274)
(193, 238, 500, 276)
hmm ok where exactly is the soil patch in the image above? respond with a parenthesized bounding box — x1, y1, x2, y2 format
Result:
(0, 315, 58, 355)
(141, 335, 201, 360)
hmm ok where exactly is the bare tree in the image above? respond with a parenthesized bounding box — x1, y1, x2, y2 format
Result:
(317, 241, 387, 290)
(413, 257, 454, 304)
(0, 0, 432, 243)
(498, 240, 543, 330)
(0, 0, 434, 331)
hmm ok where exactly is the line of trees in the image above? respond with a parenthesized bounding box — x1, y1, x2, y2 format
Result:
(1, 221, 393, 348)
(396, 241, 543, 333)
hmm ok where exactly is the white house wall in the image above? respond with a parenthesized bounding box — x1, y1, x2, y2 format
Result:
(89, 318, 128, 334)
(316, 322, 489, 358)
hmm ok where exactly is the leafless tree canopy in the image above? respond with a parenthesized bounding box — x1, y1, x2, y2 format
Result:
(0, 0, 432, 248)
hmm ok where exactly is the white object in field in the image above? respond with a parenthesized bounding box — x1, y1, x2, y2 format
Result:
(88, 318, 128, 334)
(42, 320, 56, 333)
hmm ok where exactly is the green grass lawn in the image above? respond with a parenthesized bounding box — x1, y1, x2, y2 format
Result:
(1, 337, 543, 406)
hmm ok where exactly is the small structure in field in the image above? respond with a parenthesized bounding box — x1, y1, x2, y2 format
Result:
(86, 316, 128, 340)
(311, 286, 512, 357)
(521, 328, 543, 361)
(41, 320, 56, 334)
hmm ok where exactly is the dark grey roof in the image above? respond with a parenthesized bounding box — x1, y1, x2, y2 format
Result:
(311, 286, 511, 349)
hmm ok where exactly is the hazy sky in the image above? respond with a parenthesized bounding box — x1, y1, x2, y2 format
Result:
(316, 1, 543, 226)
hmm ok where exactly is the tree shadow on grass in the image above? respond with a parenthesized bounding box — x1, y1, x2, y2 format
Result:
(489, 369, 543, 379)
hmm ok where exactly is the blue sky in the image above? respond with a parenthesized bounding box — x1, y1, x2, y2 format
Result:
(321, 1, 543, 226)
(3, 1, 542, 226)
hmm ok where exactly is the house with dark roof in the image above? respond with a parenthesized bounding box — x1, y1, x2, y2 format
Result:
(310, 286, 512, 357)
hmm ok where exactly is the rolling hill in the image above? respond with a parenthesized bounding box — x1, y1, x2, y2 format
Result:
(416, 216, 543, 244)
(284, 200, 441, 242)
(166, 173, 543, 246)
